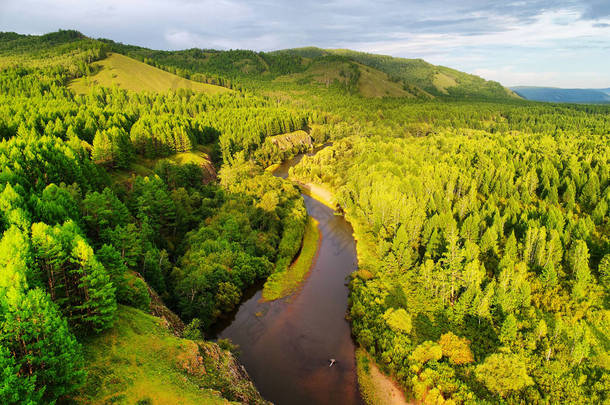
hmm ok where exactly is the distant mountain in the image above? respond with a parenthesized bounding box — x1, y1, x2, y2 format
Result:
(511, 86, 610, 103)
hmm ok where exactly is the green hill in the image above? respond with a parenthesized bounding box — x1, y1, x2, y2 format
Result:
(69, 52, 231, 95)
(275, 47, 519, 100)
(102, 39, 517, 100)
(0, 30, 517, 100)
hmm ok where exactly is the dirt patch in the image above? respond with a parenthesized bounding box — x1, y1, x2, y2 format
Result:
(357, 348, 414, 405)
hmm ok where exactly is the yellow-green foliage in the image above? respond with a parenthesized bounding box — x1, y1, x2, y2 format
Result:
(432, 72, 457, 94)
(267, 130, 311, 151)
(438, 332, 474, 365)
(262, 216, 320, 301)
(73, 306, 228, 405)
(410, 341, 443, 365)
(383, 308, 412, 333)
(69, 53, 231, 95)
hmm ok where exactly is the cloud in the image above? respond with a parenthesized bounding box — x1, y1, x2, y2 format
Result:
(473, 67, 610, 88)
(0, 0, 609, 87)
(581, 0, 610, 19)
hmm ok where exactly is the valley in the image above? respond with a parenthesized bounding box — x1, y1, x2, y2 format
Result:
(0, 29, 608, 405)
(215, 150, 360, 405)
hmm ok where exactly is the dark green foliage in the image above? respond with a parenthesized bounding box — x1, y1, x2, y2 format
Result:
(30, 221, 117, 334)
(173, 162, 305, 326)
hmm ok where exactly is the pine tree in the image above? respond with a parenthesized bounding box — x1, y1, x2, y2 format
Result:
(91, 130, 112, 165)
(72, 239, 117, 332)
(570, 240, 592, 301)
(500, 314, 518, 345)
(580, 171, 600, 209)
(599, 254, 610, 290)
(0, 288, 85, 403)
(31, 221, 117, 333)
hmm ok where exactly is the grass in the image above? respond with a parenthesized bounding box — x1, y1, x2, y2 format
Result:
(357, 64, 412, 98)
(69, 53, 232, 95)
(356, 348, 411, 405)
(274, 59, 353, 87)
(273, 58, 414, 99)
(72, 306, 228, 405)
(262, 216, 320, 301)
(432, 72, 458, 94)
(110, 148, 215, 185)
(267, 130, 311, 150)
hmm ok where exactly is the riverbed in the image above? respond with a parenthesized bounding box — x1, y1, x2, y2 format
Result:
(213, 152, 362, 405)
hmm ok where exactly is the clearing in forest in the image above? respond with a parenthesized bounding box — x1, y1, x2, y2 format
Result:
(69, 52, 231, 95)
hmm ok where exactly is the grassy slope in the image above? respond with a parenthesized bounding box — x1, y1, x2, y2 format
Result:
(262, 216, 320, 301)
(69, 53, 231, 94)
(276, 47, 518, 100)
(92, 36, 520, 101)
(356, 63, 412, 98)
(74, 306, 230, 405)
(267, 130, 311, 150)
(111, 147, 216, 185)
(330, 48, 519, 99)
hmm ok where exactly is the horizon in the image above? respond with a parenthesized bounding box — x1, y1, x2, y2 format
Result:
(1, 0, 609, 88)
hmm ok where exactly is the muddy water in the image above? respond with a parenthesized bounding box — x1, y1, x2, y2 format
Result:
(213, 152, 362, 405)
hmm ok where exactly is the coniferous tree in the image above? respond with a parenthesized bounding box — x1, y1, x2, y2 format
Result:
(0, 288, 85, 403)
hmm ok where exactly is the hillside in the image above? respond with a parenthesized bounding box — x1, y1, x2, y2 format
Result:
(69, 52, 231, 94)
(74, 305, 268, 405)
(102, 39, 516, 100)
(512, 86, 610, 103)
(274, 47, 518, 100)
(0, 30, 518, 101)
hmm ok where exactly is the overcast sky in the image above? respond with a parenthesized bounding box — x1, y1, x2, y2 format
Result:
(1, 0, 609, 87)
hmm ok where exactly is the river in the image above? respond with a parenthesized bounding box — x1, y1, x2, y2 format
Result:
(213, 151, 362, 405)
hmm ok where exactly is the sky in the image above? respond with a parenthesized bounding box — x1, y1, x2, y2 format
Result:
(1, 0, 609, 88)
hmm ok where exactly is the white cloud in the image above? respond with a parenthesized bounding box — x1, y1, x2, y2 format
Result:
(1, 0, 609, 87)
(471, 67, 610, 88)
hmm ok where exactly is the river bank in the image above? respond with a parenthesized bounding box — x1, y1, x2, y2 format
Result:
(262, 216, 321, 301)
(213, 150, 362, 405)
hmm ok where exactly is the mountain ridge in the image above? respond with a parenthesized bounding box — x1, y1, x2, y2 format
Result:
(511, 86, 610, 103)
(274, 47, 520, 99)
(0, 30, 520, 100)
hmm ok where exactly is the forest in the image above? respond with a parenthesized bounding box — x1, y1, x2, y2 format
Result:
(0, 30, 608, 405)
(291, 108, 610, 403)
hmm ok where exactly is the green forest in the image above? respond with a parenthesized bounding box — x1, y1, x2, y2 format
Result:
(0, 30, 608, 405)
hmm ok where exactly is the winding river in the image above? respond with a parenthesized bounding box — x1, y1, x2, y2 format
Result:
(213, 151, 362, 405)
